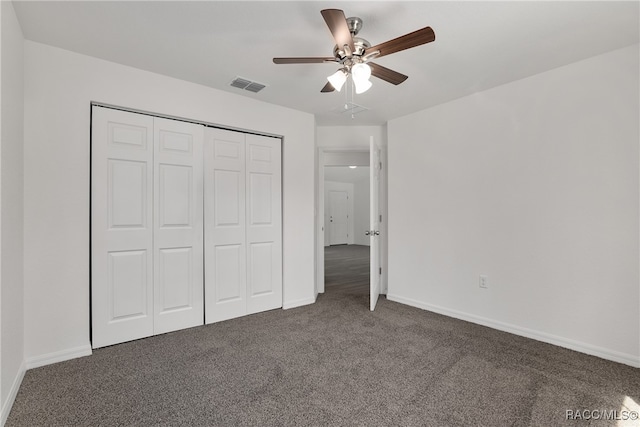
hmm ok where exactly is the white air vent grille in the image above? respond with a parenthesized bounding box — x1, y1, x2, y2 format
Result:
(331, 102, 369, 115)
(230, 77, 267, 93)
(245, 82, 267, 93)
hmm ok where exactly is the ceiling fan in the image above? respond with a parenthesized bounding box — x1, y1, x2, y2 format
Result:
(273, 9, 435, 94)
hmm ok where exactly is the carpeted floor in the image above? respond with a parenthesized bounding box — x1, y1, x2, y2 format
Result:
(7, 245, 640, 426)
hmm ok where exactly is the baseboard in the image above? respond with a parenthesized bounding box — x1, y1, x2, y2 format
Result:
(387, 294, 640, 368)
(1, 360, 26, 427)
(282, 295, 316, 310)
(25, 344, 92, 370)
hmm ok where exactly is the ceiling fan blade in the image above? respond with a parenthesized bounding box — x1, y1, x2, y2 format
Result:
(321, 9, 355, 53)
(273, 57, 336, 64)
(321, 82, 335, 93)
(365, 26, 435, 59)
(369, 63, 408, 85)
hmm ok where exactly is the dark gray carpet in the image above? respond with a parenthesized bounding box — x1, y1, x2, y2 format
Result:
(7, 245, 640, 426)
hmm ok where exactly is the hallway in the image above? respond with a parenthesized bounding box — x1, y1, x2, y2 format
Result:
(324, 244, 370, 298)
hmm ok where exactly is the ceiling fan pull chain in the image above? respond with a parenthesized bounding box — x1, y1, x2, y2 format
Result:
(344, 77, 349, 110)
(351, 78, 355, 119)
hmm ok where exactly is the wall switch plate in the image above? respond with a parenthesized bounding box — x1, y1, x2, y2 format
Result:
(479, 275, 488, 289)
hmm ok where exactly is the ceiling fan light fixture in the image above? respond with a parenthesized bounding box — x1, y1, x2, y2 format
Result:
(327, 69, 348, 92)
(351, 63, 372, 82)
(352, 63, 372, 94)
(354, 78, 372, 94)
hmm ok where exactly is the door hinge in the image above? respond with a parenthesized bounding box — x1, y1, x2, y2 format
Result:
(379, 267, 382, 275)
(379, 214, 382, 223)
(379, 161, 382, 170)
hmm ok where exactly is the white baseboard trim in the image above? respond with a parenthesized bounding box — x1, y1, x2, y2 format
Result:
(25, 344, 92, 370)
(283, 295, 316, 310)
(387, 294, 640, 368)
(1, 360, 26, 427)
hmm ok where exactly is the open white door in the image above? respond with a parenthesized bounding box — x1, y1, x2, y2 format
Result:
(369, 136, 381, 311)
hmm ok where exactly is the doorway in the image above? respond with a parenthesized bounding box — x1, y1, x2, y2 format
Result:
(316, 143, 387, 308)
(323, 164, 370, 301)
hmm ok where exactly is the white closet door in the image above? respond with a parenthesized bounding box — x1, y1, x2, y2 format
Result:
(245, 134, 282, 314)
(204, 128, 247, 323)
(153, 118, 204, 334)
(92, 107, 154, 348)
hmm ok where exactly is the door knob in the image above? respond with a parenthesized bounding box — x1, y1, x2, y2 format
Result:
(374, 230, 380, 236)
(365, 230, 371, 236)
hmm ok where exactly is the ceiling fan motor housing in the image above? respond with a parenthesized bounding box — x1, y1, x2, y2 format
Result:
(333, 36, 370, 61)
(333, 16, 369, 61)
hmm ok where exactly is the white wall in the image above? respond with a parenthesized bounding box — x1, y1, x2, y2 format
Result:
(317, 125, 386, 149)
(0, 1, 25, 423)
(324, 181, 354, 246)
(388, 45, 640, 366)
(23, 41, 316, 366)
(324, 151, 368, 167)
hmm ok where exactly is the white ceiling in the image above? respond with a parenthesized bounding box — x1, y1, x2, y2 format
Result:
(12, 1, 639, 126)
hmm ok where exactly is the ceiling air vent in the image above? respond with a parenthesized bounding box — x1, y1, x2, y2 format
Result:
(230, 77, 267, 93)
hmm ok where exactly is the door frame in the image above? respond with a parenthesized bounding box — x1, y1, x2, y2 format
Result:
(316, 146, 385, 295)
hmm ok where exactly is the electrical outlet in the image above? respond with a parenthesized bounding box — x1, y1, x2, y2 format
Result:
(479, 275, 488, 289)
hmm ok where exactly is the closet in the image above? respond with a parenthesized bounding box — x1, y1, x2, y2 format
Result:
(91, 106, 282, 348)
(204, 128, 282, 324)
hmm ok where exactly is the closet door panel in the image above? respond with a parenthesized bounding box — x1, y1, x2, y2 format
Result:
(92, 107, 154, 348)
(213, 244, 244, 301)
(153, 118, 204, 334)
(204, 128, 247, 323)
(108, 250, 149, 319)
(246, 135, 282, 314)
